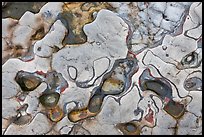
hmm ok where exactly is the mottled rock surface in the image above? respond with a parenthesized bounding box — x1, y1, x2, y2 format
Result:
(2, 2, 202, 135)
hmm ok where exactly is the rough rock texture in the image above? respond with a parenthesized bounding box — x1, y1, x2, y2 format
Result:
(52, 9, 129, 86)
(2, 2, 202, 135)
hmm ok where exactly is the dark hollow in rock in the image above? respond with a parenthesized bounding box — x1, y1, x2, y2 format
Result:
(15, 71, 42, 91)
(39, 91, 60, 109)
(163, 99, 185, 119)
(142, 80, 173, 99)
(124, 122, 137, 132)
(180, 51, 201, 69)
(116, 122, 141, 135)
(184, 77, 202, 91)
(87, 93, 104, 113)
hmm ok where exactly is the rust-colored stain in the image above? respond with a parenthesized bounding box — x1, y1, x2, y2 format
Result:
(144, 107, 154, 125)
(101, 77, 124, 94)
(48, 105, 64, 122)
(31, 26, 46, 40)
(61, 2, 115, 45)
(68, 107, 97, 123)
(104, 77, 123, 86)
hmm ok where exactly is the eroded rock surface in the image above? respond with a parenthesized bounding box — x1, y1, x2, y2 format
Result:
(2, 2, 202, 135)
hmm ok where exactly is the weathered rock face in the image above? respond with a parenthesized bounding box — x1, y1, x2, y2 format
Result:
(52, 9, 129, 87)
(108, 2, 193, 52)
(2, 2, 64, 64)
(2, 2, 202, 135)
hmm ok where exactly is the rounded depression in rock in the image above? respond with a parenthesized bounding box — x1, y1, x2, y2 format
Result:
(39, 91, 60, 109)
